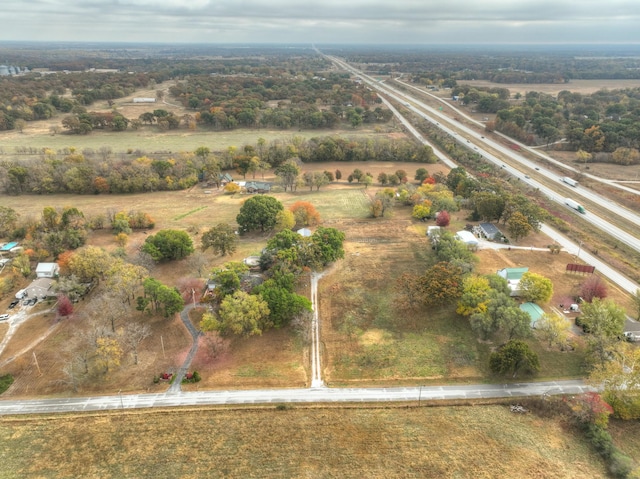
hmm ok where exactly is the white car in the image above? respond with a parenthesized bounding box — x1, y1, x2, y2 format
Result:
(0, 314, 9, 321)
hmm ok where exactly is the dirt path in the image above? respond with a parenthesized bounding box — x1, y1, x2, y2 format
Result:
(168, 303, 201, 393)
(0, 308, 58, 367)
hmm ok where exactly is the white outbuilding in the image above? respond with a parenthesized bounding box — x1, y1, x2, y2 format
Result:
(35, 262, 60, 278)
(455, 230, 479, 248)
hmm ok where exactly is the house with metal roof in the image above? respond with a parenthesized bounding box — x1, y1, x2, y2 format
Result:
(477, 223, 502, 241)
(497, 267, 529, 296)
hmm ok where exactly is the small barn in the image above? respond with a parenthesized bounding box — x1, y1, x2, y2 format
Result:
(519, 302, 545, 328)
(497, 267, 529, 296)
(133, 97, 156, 103)
(35, 262, 59, 278)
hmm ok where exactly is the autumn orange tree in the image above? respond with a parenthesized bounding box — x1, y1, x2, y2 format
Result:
(420, 262, 463, 307)
(289, 201, 321, 228)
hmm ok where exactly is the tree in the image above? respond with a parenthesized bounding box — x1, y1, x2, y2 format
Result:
(435, 210, 450, 227)
(11, 254, 31, 277)
(122, 322, 151, 365)
(210, 263, 247, 300)
(312, 227, 345, 266)
(236, 195, 284, 233)
(589, 342, 640, 419)
(411, 201, 432, 221)
(421, 262, 463, 308)
(581, 276, 608, 303)
(581, 298, 626, 366)
(258, 280, 312, 328)
(456, 275, 491, 317)
(274, 161, 300, 192)
(519, 272, 553, 304)
(142, 229, 194, 261)
(489, 340, 539, 377)
(0, 206, 18, 237)
(201, 223, 237, 256)
(414, 168, 429, 183)
(201, 290, 270, 337)
(95, 337, 123, 373)
(68, 245, 111, 284)
(275, 210, 295, 232)
(535, 313, 571, 349)
(507, 211, 533, 241)
(335, 169, 342, 181)
(289, 201, 321, 228)
(57, 294, 74, 318)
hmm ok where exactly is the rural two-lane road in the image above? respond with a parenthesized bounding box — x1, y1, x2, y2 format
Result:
(0, 380, 592, 416)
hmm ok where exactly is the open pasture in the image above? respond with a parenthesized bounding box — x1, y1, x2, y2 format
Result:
(0, 405, 609, 479)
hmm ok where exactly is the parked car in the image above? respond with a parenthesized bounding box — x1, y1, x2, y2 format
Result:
(0, 314, 9, 321)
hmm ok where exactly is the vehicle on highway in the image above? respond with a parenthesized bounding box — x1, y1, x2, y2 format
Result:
(561, 177, 579, 187)
(0, 314, 9, 321)
(565, 198, 586, 214)
(524, 175, 530, 179)
(535, 167, 540, 170)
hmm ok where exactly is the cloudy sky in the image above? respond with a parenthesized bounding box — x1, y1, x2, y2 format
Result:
(2, 0, 639, 45)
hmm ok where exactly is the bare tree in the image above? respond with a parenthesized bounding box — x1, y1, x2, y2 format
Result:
(122, 322, 151, 365)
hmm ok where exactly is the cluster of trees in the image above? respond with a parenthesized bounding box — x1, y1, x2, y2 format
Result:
(0, 205, 154, 257)
(168, 73, 390, 130)
(488, 88, 640, 157)
(0, 135, 438, 196)
(201, 225, 344, 338)
(141, 230, 194, 262)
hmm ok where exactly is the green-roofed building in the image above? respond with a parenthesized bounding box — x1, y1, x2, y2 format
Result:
(496, 267, 529, 296)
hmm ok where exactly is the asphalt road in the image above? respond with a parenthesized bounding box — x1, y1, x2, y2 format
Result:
(0, 380, 593, 416)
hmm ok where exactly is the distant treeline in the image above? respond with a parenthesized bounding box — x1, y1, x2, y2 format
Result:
(0, 136, 433, 195)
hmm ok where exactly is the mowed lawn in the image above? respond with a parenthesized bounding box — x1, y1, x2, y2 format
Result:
(0, 405, 608, 479)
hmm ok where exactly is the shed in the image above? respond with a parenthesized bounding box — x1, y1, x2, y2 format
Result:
(35, 263, 60, 278)
(133, 97, 156, 103)
(497, 267, 529, 296)
(455, 230, 479, 247)
(297, 228, 312, 237)
(478, 223, 501, 240)
(519, 302, 545, 328)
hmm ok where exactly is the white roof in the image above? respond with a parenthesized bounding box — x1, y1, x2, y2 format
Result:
(455, 230, 478, 244)
(35, 262, 58, 273)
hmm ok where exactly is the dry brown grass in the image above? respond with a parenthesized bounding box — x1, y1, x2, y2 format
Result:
(0, 405, 608, 478)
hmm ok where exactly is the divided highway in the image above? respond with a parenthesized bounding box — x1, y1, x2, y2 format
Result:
(323, 52, 640, 255)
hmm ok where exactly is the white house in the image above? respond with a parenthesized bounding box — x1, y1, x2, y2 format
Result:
(35, 262, 59, 278)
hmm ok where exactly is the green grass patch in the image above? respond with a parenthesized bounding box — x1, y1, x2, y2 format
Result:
(172, 206, 208, 221)
(281, 188, 371, 221)
(0, 374, 14, 395)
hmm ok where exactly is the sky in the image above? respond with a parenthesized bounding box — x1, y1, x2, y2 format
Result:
(2, 0, 640, 45)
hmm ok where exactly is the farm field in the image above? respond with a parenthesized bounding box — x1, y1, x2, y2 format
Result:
(0, 405, 609, 478)
(1, 166, 635, 397)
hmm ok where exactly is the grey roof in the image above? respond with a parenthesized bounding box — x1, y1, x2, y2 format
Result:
(479, 223, 500, 235)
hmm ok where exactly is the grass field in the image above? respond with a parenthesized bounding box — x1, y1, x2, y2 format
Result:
(0, 405, 609, 478)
